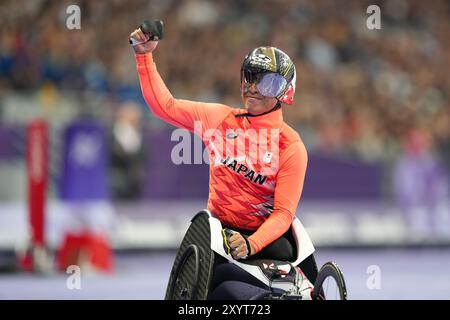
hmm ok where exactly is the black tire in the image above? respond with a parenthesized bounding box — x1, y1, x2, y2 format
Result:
(166, 244, 200, 300)
(165, 211, 215, 300)
(312, 262, 347, 300)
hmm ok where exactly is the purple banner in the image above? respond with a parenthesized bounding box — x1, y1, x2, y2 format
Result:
(302, 153, 383, 199)
(59, 120, 109, 201)
(142, 128, 209, 199)
(0, 125, 23, 159)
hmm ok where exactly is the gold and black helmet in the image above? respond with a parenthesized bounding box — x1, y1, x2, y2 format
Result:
(241, 46, 296, 105)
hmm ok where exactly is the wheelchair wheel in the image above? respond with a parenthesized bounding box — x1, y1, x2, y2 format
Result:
(166, 244, 200, 300)
(312, 262, 347, 300)
(165, 211, 215, 300)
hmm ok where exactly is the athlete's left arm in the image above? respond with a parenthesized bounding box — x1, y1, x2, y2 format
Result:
(247, 141, 308, 254)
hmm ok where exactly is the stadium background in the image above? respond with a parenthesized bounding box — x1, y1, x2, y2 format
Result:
(0, 0, 449, 299)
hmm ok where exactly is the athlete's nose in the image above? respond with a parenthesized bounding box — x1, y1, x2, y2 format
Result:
(247, 83, 260, 95)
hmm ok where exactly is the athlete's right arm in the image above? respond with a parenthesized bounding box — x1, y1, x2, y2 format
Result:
(130, 28, 232, 132)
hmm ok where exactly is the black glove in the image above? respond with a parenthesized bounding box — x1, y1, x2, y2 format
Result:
(129, 20, 164, 45)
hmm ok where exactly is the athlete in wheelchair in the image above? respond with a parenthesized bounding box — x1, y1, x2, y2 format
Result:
(165, 210, 347, 300)
(129, 20, 347, 300)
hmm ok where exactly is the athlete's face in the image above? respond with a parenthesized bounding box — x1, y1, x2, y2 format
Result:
(243, 83, 278, 115)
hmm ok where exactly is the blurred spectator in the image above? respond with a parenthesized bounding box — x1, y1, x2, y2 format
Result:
(393, 129, 450, 240)
(110, 101, 146, 199)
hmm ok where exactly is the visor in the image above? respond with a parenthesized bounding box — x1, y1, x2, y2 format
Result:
(242, 69, 287, 98)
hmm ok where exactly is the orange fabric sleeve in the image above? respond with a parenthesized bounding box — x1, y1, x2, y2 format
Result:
(135, 52, 232, 132)
(248, 141, 308, 253)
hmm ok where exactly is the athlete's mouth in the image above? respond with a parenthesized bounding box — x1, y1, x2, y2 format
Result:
(245, 94, 263, 100)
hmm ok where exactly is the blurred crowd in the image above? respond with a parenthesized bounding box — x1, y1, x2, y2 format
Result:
(0, 0, 449, 167)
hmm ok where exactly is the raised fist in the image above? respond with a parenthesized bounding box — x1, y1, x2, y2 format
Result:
(129, 28, 159, 54)
(129, 20, 164, 54)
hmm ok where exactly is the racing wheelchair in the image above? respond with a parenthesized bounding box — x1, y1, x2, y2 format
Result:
(165, 210, 347, 300)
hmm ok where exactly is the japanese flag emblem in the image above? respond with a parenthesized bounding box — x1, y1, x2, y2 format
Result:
(263, 152, 273, 163)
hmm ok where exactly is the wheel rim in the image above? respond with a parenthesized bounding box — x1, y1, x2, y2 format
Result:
(319, 275, 340, 300)
(312, 262, 347, 300)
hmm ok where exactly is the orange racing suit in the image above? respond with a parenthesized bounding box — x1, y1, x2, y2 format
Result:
(135, 53, 308, 254)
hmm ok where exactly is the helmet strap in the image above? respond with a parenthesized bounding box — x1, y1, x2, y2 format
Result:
(236, 100, 281, 119)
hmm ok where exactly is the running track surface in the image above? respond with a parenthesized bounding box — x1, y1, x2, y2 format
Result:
(0, 249, 449, 300)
